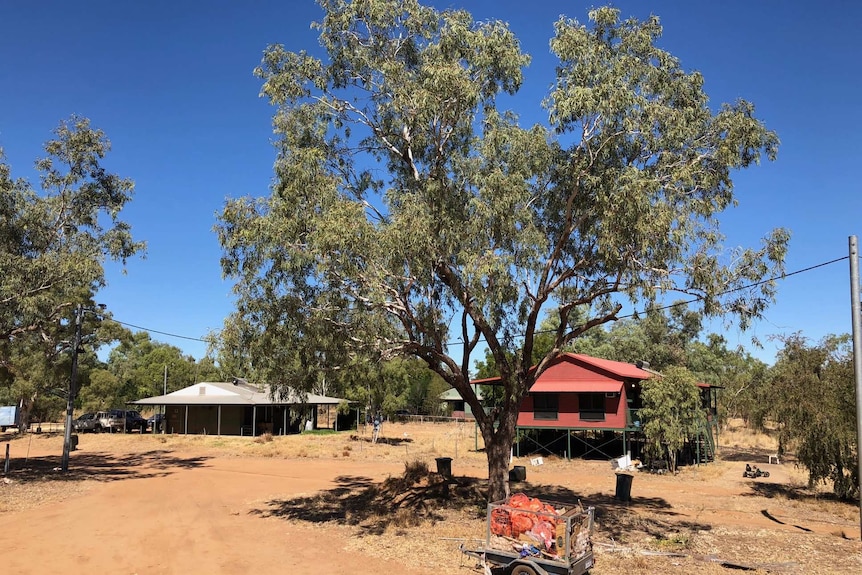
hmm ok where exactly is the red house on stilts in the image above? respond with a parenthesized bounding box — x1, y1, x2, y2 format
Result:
(470, 353, 718, 463)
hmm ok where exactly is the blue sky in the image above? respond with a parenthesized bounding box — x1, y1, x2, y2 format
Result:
(1, 0, 859, 365)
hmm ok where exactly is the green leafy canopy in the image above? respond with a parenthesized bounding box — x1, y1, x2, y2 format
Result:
(216, 1, 788, 500)
(1, 116, 145, 345)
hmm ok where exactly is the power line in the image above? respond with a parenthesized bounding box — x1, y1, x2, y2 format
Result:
(466, 255, 852, 345)
(616, 255, 850, 321)
(109, 320, 210, 343)
(108, 255, 853, 348)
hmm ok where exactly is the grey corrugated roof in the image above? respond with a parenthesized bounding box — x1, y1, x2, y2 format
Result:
(131, 381, 346, 406)
(132, 395, 253, 406)
(439, 386, 485, 401)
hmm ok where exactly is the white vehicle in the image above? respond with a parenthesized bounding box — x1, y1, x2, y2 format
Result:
(75, 411, 123, 433)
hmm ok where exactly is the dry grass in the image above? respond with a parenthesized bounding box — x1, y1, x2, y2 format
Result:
(0, 475, 91, 513)
(254, 431, 274, 444)
(0, 433, 94, 513)
(720, 418, 780, 452)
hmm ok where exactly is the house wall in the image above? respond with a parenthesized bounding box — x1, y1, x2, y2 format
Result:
(220, 406, 245, 434)
(255, 406, 301, 434)
(517, 391, 628, 429)
(165, 406, 185, 434)
(187, 406, 219, 434)
(164, 405, 246, 435)
(441, 394, 481, 418)
(155, 403, 344, 435)
(444, 400, 475, 420)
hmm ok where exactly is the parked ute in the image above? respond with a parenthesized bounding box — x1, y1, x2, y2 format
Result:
(118, 410, 147, 432)
(92, 410, 124, 433)
(146, 413, 165, 432)
(73, 412, 98, 432)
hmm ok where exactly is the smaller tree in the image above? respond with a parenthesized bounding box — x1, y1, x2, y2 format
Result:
(1, 297, 117, 427)
(79, 368, 123, 411)
(640, 366, 706, 472)
(767, 334, 857, 500)
(1, 116, 144, 345)
(1, 116, 144, 429)
(106, 331, 218, 403)
(402, 360, 449, 415)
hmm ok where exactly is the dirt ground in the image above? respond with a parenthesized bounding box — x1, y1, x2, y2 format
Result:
(1, 422, 861, 575)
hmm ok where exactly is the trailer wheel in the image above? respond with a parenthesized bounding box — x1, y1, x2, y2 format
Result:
(509, 564, 539, 575)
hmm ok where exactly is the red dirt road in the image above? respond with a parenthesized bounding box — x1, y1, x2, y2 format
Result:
(0, 446, 437, 575)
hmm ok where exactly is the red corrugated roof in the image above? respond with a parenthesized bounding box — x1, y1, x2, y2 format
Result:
(470, 375, 506, 385)
(566, 354, 653, 379)
(469, 353, 652, 384)
(530, 380, 623, 393)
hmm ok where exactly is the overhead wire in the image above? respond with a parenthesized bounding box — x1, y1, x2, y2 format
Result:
(107, 254, 855, 349)
(614, 255, 850, 321)
(108, 320, 210, 343)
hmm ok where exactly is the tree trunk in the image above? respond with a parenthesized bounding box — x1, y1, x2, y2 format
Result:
(480, 404, 519, 502)
(485, 430, 512, 502)
(17, 396, 34, 434)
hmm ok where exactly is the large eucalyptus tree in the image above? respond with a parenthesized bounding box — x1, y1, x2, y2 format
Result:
(217, 0, 788, 501)
(1, 116, 145, 423)
(1, 116, 143, 344)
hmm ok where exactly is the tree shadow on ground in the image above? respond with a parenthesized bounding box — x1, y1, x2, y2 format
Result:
(760, 509, 813, 532)
(348, 433, 413, 446)
(742, 480, 846, 504)
(512, 482, 709, 542)
(252, 464, 707, 544)
(3, 450, 209, 484)
(252, 461, 487, 535)
(719, 446, 782, 463)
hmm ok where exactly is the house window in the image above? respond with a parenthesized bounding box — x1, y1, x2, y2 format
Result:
(533, 394, 558, 420)
(579, 393, 605, 421)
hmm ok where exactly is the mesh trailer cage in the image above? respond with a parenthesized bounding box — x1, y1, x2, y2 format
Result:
(485, 493, 594, 566)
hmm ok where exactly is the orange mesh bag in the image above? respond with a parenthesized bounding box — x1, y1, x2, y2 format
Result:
(510, 511, 536, 537)
(508, 493, 530, 508)
(490, 507, 512, 537)
(541, 502, 561, 527)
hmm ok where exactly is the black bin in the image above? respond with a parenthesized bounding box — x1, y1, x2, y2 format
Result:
(509, 465, 527, 482)
(615, 472, 634, 501)
(435, 457, 453, 478)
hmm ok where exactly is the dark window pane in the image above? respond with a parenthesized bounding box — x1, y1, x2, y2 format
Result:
(579, 392, 605, 421)
(533, 393, 558, 420)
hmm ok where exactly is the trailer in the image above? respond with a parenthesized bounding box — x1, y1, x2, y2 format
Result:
(461, 493, 595, 575)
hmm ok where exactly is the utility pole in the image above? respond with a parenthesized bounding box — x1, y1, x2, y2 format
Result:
(848, 236, 862, 540)
(61, 304, 83, 473)
(163, 365, 167, 434)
